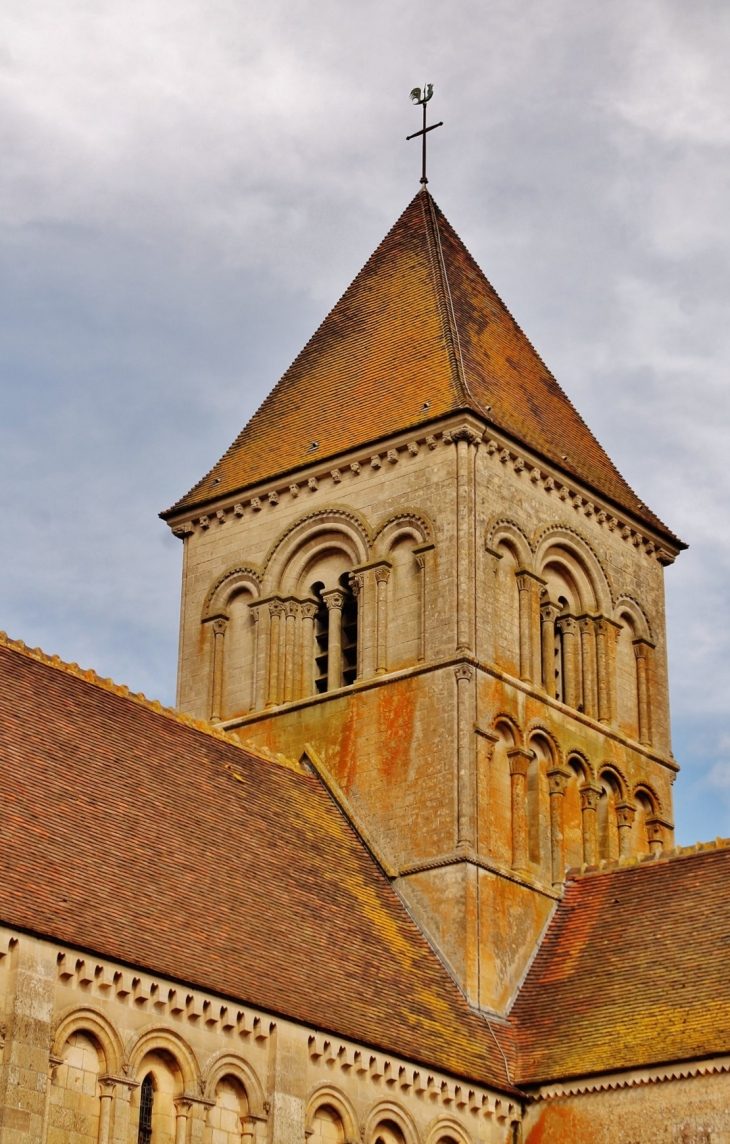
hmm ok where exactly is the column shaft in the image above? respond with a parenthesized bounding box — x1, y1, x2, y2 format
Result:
(322, 590, 345, 691)
(541, 603, 560, 698)
(455, 665, 475, 850)
(634, 641, 653, 745)
(579, 617, 597, 719)
(266, 602, 284, 707)
(547, 768, 570, 886)
(375, 567, 390, 674)
(210, 618, 228, 722)
(507, 749, 532, 871)
(558, 617, 580, 708)
(580, 786, 601, 866)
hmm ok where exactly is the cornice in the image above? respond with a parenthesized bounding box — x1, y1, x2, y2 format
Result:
(528, 1054, 730, 1101)
(163, 413, 683, 561)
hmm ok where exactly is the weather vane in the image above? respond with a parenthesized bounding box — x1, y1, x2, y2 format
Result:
(407, 85, 443, 186)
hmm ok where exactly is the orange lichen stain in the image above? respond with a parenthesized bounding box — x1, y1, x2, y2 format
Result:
(374, 677, 418, 785)
(525, 1103, 584, 1144)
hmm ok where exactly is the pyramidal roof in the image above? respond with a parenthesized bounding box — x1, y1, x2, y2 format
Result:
(164, 189, 677, 543)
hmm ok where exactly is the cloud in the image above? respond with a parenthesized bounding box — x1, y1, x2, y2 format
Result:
(1, 0, 730, 843)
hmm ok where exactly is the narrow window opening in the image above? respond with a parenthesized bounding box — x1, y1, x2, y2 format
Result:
(339, 571, 358, 687)
(312, 582, 329, 694)
(137, 1074, 154, 1144)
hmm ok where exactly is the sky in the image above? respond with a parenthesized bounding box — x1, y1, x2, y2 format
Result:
(2, 0, 730, 845)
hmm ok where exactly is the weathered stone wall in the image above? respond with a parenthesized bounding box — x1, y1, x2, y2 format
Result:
(523, 1071, 730, 1143)
(0, 929, 518, 1144)
(166, 412, 681, 1014)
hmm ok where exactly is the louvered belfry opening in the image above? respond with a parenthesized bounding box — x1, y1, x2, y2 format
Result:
(312, 582, 329, 694)
(311, 575, 358, 694)
(339, 571, 358, 687)
(137, 1074, 154, 1144)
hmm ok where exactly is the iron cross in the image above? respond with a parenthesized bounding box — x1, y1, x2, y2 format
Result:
(407, 85, 443, 186)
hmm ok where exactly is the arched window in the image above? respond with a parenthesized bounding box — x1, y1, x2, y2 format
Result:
(597, 773, 621, 861)
(208, 1076, 248, 1144)
(374, 1122, 406, 1144)
(312, 573, 358, 693)
(311, 1104, 346, 1144)
(138, 1074, 154, 1144)
(49, 1031, 102, 1143)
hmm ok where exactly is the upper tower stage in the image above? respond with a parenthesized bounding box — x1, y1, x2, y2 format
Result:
(163, 189, 679, 549)
(164, 190, 685, 1014)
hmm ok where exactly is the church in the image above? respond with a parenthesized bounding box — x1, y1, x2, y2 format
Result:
(1, 186, 729, 1144)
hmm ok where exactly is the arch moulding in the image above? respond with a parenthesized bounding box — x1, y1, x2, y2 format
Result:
(202, 1051, 267, 1118)
(305, 1082, 359, 1143)
(485, 517, 533, 568)
(372, 509, 434, 555)
(424, 1114, 475, 1144)
(533, 523, 614, 612)
(202, 564, 263, 620)
(262, 506, 373, 594)
(362, 1098, 421, 1144)
(614, 595, 653, 642)
(52, 1005, 124, 1076)
(125, 1025, 201, 1094)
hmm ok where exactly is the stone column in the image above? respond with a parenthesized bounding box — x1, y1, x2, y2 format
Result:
(283, 601, 299, 703)
(557, 615, 580, 709)
(241, 1117, 257, 1144)
(298, 602, 318, 698)
(633, 640, 654, 745)
(97, 1079, 116, 1144)
(515, 571, 545, 684)
(266, 601, 285, 707)
(454, 664, 475, 851)
(507, 747, 533, 872)
(108, 1079, 135, 1144)
(322, 589, 345, 691)
(595, 617, 619, 725)
(349, 572, 365, 679)
(616, 801, 636, 860)
(250, 606, 261, 711)
(579, 784, 601, 866)
(646, 815, 665, 857)
(449, 426, 480, 654)
(578, 616, 598, 720)
(174, 1098, 192, 1144)
(374, 565, 391, 674)
(414, 552, 427, 663)
(209, 616, 228, 722)
(547, 767, 571, 886)
(540, 601, 560, 698)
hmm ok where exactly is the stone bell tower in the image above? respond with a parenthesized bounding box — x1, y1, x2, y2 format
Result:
(162, 189, 685, 1015)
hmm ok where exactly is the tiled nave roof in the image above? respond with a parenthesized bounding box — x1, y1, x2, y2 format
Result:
(164, 190, 679, 545)
(511, 843, 730, 1085)
(0, 636, 514, 1092)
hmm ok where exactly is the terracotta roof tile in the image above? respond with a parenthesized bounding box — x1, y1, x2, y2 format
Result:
(0, 638, 514, 1092)
(510, 846, 730, 1084)
(164, 190, 680, 546)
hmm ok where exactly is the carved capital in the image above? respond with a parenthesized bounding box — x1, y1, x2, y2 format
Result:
(579, 784, 602, 812)
(322, 589, 345, 611)
(446, 425, 482, 445)
(615, 800, 636, 829)
(268, 600, 286, 619)
(547, 766, 571, 795)
(633, 638, 654, 660)
(515, 569, 545, 592)
(98, 1078, 117, 1099)
(300, 601, 318, 620)
(453, 664, 473, 683)
(285, 600, 300, 618)
(578, 615, 597, 635)
(540, 600, 562, 624)
(556, 614, 579, 637)
(374, 565, 391, 584)
(507, 747, 534, 777)
(211, 617, 228, 637)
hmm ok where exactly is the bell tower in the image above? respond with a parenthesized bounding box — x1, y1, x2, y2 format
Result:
(162, 189, 685, 1014)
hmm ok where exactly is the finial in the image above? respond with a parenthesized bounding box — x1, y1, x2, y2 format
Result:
(406, 84, 443, 186)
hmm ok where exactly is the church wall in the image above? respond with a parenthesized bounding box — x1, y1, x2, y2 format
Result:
(523, 1069, 730, 1143)
(166, 415, 681, 1018)
(0, 928, 520, 1144)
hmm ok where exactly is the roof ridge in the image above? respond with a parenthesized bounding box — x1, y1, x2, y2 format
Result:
(0, 631, 301, 772)
(565, 836, 730, 880)
(421, 190, 469, 406)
